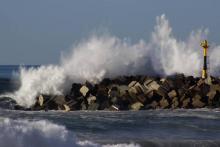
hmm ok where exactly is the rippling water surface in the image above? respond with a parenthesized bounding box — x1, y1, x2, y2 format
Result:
(1, 109, 220, 147)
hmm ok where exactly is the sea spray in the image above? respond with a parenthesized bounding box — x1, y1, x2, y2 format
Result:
(0, 117, 141, 147)
(8, 14, 220, 107)
(0, 118, 76, 147)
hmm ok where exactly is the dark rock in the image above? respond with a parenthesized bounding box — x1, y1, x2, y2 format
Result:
(168, 90, 177, 99)
(80, 86, 89, 97)
(28, 74, 220, 111)
(88, 102, 99, 110)
(171, 97, 179, 109)
(0, 97, 17, 110)
(192, 95, 205, 108)
(130, 102, 144, 110)
(182, 98, 190, 108)
(109, 105, 119, 111)
(159, 98, 170, 109)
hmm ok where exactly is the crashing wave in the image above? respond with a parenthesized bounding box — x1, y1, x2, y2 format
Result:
(4, 14, 220, 107)
(0, 118, 141, 147)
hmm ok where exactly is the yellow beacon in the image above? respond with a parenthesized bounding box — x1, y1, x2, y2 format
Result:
(200, 40, 209, 79)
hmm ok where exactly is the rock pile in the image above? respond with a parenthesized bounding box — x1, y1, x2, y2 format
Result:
(29, 74, 220, 111)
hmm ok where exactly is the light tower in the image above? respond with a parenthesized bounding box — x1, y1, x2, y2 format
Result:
(200, 40, 209, 79)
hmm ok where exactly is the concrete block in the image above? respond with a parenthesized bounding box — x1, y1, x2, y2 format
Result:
(54, 95, 66, 105)
(143, 80, 160, 93)
(128, 81, 145, 94)
(131, 102, 144, 111)
(118, 85, 129, 96)
(192, 98, 205, 108)
(108, 86, 119, 98)
(109, 105, 119, 111)
(88, 102, 99, 110)
(159, 98, 169, 109)
(38, 95, 44, 106)
(136, 94, 146, 103)
(80, 86, 89, 97)
(87, 95, 96, 105)
(171, 97, 179, 109)
(63, 104, 70, 112)
(150, 101, 158, 109)
(168, 90, 177, 98)
(207, 90, 216, 100)
(182, 98, 190, 108)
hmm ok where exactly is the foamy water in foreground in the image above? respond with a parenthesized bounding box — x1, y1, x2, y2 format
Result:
(0, 109, 220, 147)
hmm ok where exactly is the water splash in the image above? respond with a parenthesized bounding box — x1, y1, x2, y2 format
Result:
(6, 14, 219, 107)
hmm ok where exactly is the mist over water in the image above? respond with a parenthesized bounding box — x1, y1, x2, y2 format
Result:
(5, 14, 220, 107)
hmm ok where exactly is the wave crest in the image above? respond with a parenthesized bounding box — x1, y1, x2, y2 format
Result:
(6, 14, 220, 107)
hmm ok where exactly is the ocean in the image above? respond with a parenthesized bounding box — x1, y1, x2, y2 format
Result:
(0, 65, 220, 147)
(0, 65, 39, 93)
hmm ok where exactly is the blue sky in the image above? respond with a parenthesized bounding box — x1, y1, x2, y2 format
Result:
(0, 0, 219, 65)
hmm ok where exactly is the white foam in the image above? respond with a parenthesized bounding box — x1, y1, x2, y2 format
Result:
(0, 118, 141, 147)
(8, 14, 220, 107)
(103, 143, 141, 147)
(0, 118, 76, 147)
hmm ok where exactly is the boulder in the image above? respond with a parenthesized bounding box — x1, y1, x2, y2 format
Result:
(117, 97, 130, 110)
(38, 95, 44, 106)
(199, 83, 210, 97)
(171, 97, 179, 109)
(37, 95, 51, 107)
(185, 76, 197, 87)
(159, 98, 169, 109)
(0, 97, 17, 110)
(80, 86, 89, 97)
(130, 102, 144, 110)
(63, 99, 79, 111)
(87, 95, 96, 105)
(197, 79, 205, 87)
(54, 95, 66, 106)
(136, 94, 147, 104)
(211, 84, 220, 92)
(128, 87, 138, 100)
(109, 105, 119, 111)
(150, 101, 158, 109)
(143, 80, 160, 94)
(128, 81, 145, 94)
(192, 95, 205, 108)
(151, 91, 163, 102)
(63, 104, 70, 112)
(211, 91, 220, 107)
(36, 95, 60, 110)
(168, 74, 185, 89)
(69, 83, 82, 98)
(88, 102, 99, 110)
(81, 102, 87, 110)
(108, 86, 119, 98)
(118, 85, 129, 97)
(192, 99, 205, 108)
(160, 79, 172, 91)
(207, 89, 216, 105)
(168, 90, 177, 99)
(110, 97, 118, 104)
(182, 98, 190, 108)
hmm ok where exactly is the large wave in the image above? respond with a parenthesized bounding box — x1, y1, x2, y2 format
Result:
(0, 118, 140, 147)
(6, 14, 220, 107)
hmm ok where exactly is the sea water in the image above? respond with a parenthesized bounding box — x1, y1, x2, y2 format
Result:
(0, 109, 220, 147)
(0, 65, 39, 93)
(0, 66, 220, 147)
